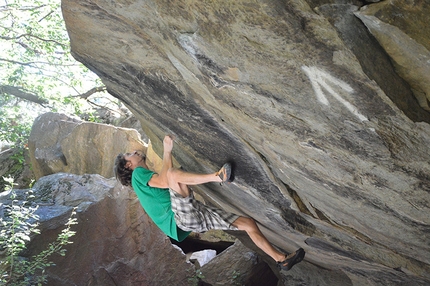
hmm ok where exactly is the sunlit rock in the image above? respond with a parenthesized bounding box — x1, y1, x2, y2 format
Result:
(9, 173, 196, 285)
(355, 0, 430, 111)
(60, 0, 430, 284)
(28, 112, 146, 179)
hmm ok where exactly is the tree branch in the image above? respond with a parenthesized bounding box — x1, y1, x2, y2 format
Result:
(38, 10, 54, 23)
(0, 4, 48, 12)
(0, 33, 66, 48)
(0, 85, 48, 106)
(73, 86, 107, 99)
(0, 57, 36, 67)
(0, 57, 79, 67)
(17, 41, 44, 55)
(86, 98, 126, 116)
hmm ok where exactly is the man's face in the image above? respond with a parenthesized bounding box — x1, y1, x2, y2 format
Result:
(124, 151, 145, 170)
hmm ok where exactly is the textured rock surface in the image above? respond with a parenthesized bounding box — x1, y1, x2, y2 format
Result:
(60, 0, 430, 285)
(355, 0, 430, 110)
(6, 173, 196, 285)
(28, 112, 146, 179)
(0, 148, 33, 192)
(316, 3, 430, 122)
(200, 239, 278, 286)
(23, 116, 268, 285)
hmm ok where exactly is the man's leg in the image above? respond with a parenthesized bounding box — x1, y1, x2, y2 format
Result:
(167, 168, 305, 270)
(166, 166, 280, 252)
(166, 166, 226, 197)
(232, 216, 286, 262)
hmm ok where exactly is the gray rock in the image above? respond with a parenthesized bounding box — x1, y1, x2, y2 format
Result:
(0, 148, 34, 192)
(59, 0, 430, 284)
(200, 240, 278, 286)
(4, 173, 196, 285)
(316, 3, 430, 122)
(28, 112, 146, 179)
(355, 0, 430, 111)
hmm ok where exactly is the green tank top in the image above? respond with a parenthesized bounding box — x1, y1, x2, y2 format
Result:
(131, 166, 190, 242)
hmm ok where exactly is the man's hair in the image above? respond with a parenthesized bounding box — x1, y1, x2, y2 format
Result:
(114, 153, 133, 186)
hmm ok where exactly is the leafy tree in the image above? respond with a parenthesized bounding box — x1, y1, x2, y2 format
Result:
(0, 0, 123, 185)
(0, 177, 78, 285)
(0, 0, 108, 134)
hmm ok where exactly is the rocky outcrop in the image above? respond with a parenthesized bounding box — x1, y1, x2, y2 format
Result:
(22, 114, 271, 285)
(1, 172, 276, 285)
(355, 0, 430, 111)
(315, 3, 430, 122)
(200, 240, 278, 286)
(0, 148, 33, 192)
(59, 0, 429, 285)
(4, 173, 195, 285)
(28, 112, 146, 179)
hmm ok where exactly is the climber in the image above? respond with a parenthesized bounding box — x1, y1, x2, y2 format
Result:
(113, 135, 305, 271)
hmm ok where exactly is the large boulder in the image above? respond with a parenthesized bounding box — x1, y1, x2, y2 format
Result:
(200, 239, 278, 286)
(315, 3, 429, 122)
(1, 173, 277, 285)
(23, 112, 248, 285)
(355, 0, 430, 110)
(28, 112, 146, 179)
(1, 173, 196, 285)
(60, 0, 430, 285)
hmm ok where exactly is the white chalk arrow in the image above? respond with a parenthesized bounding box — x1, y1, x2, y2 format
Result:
(302, 66, 368, 122)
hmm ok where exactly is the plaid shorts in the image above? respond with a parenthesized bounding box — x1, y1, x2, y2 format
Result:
(169, 189, 239, 233)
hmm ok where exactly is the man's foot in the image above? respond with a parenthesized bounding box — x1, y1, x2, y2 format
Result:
(216, 163, 232, 184)
(277, 248, 305, 271)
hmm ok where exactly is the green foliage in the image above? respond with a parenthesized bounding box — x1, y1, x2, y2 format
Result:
(0, 107, 32, 193)
(0, 107, 32, 149)
(188, 269, 206, 285)
(0, 177, 78, 285)
(231, 270, 242, 285)
(0, 0, 120, 178)
(0, 0, 99, 105)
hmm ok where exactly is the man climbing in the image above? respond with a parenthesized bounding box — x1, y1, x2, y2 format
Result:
(114, 135, 305, 271)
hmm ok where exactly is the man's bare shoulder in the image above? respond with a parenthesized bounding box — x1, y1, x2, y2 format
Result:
(148, 173, 168, 189)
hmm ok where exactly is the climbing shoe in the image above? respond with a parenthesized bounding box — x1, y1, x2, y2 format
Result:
(216, 163, 232, 184)
(277, 248, 305, 271)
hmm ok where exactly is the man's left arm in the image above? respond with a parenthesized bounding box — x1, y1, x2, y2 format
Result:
(148, 135, 174, 188)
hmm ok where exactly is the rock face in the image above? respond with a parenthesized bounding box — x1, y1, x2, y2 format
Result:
(0, 148, 33, 192)
(4, 173, 196, 285)
(28, 112, 146, 179)
(22, 116, 278, 285)
(200, 240, 278, 286)
(355, 0, 430, 111)
(60, 0, 430, 285)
